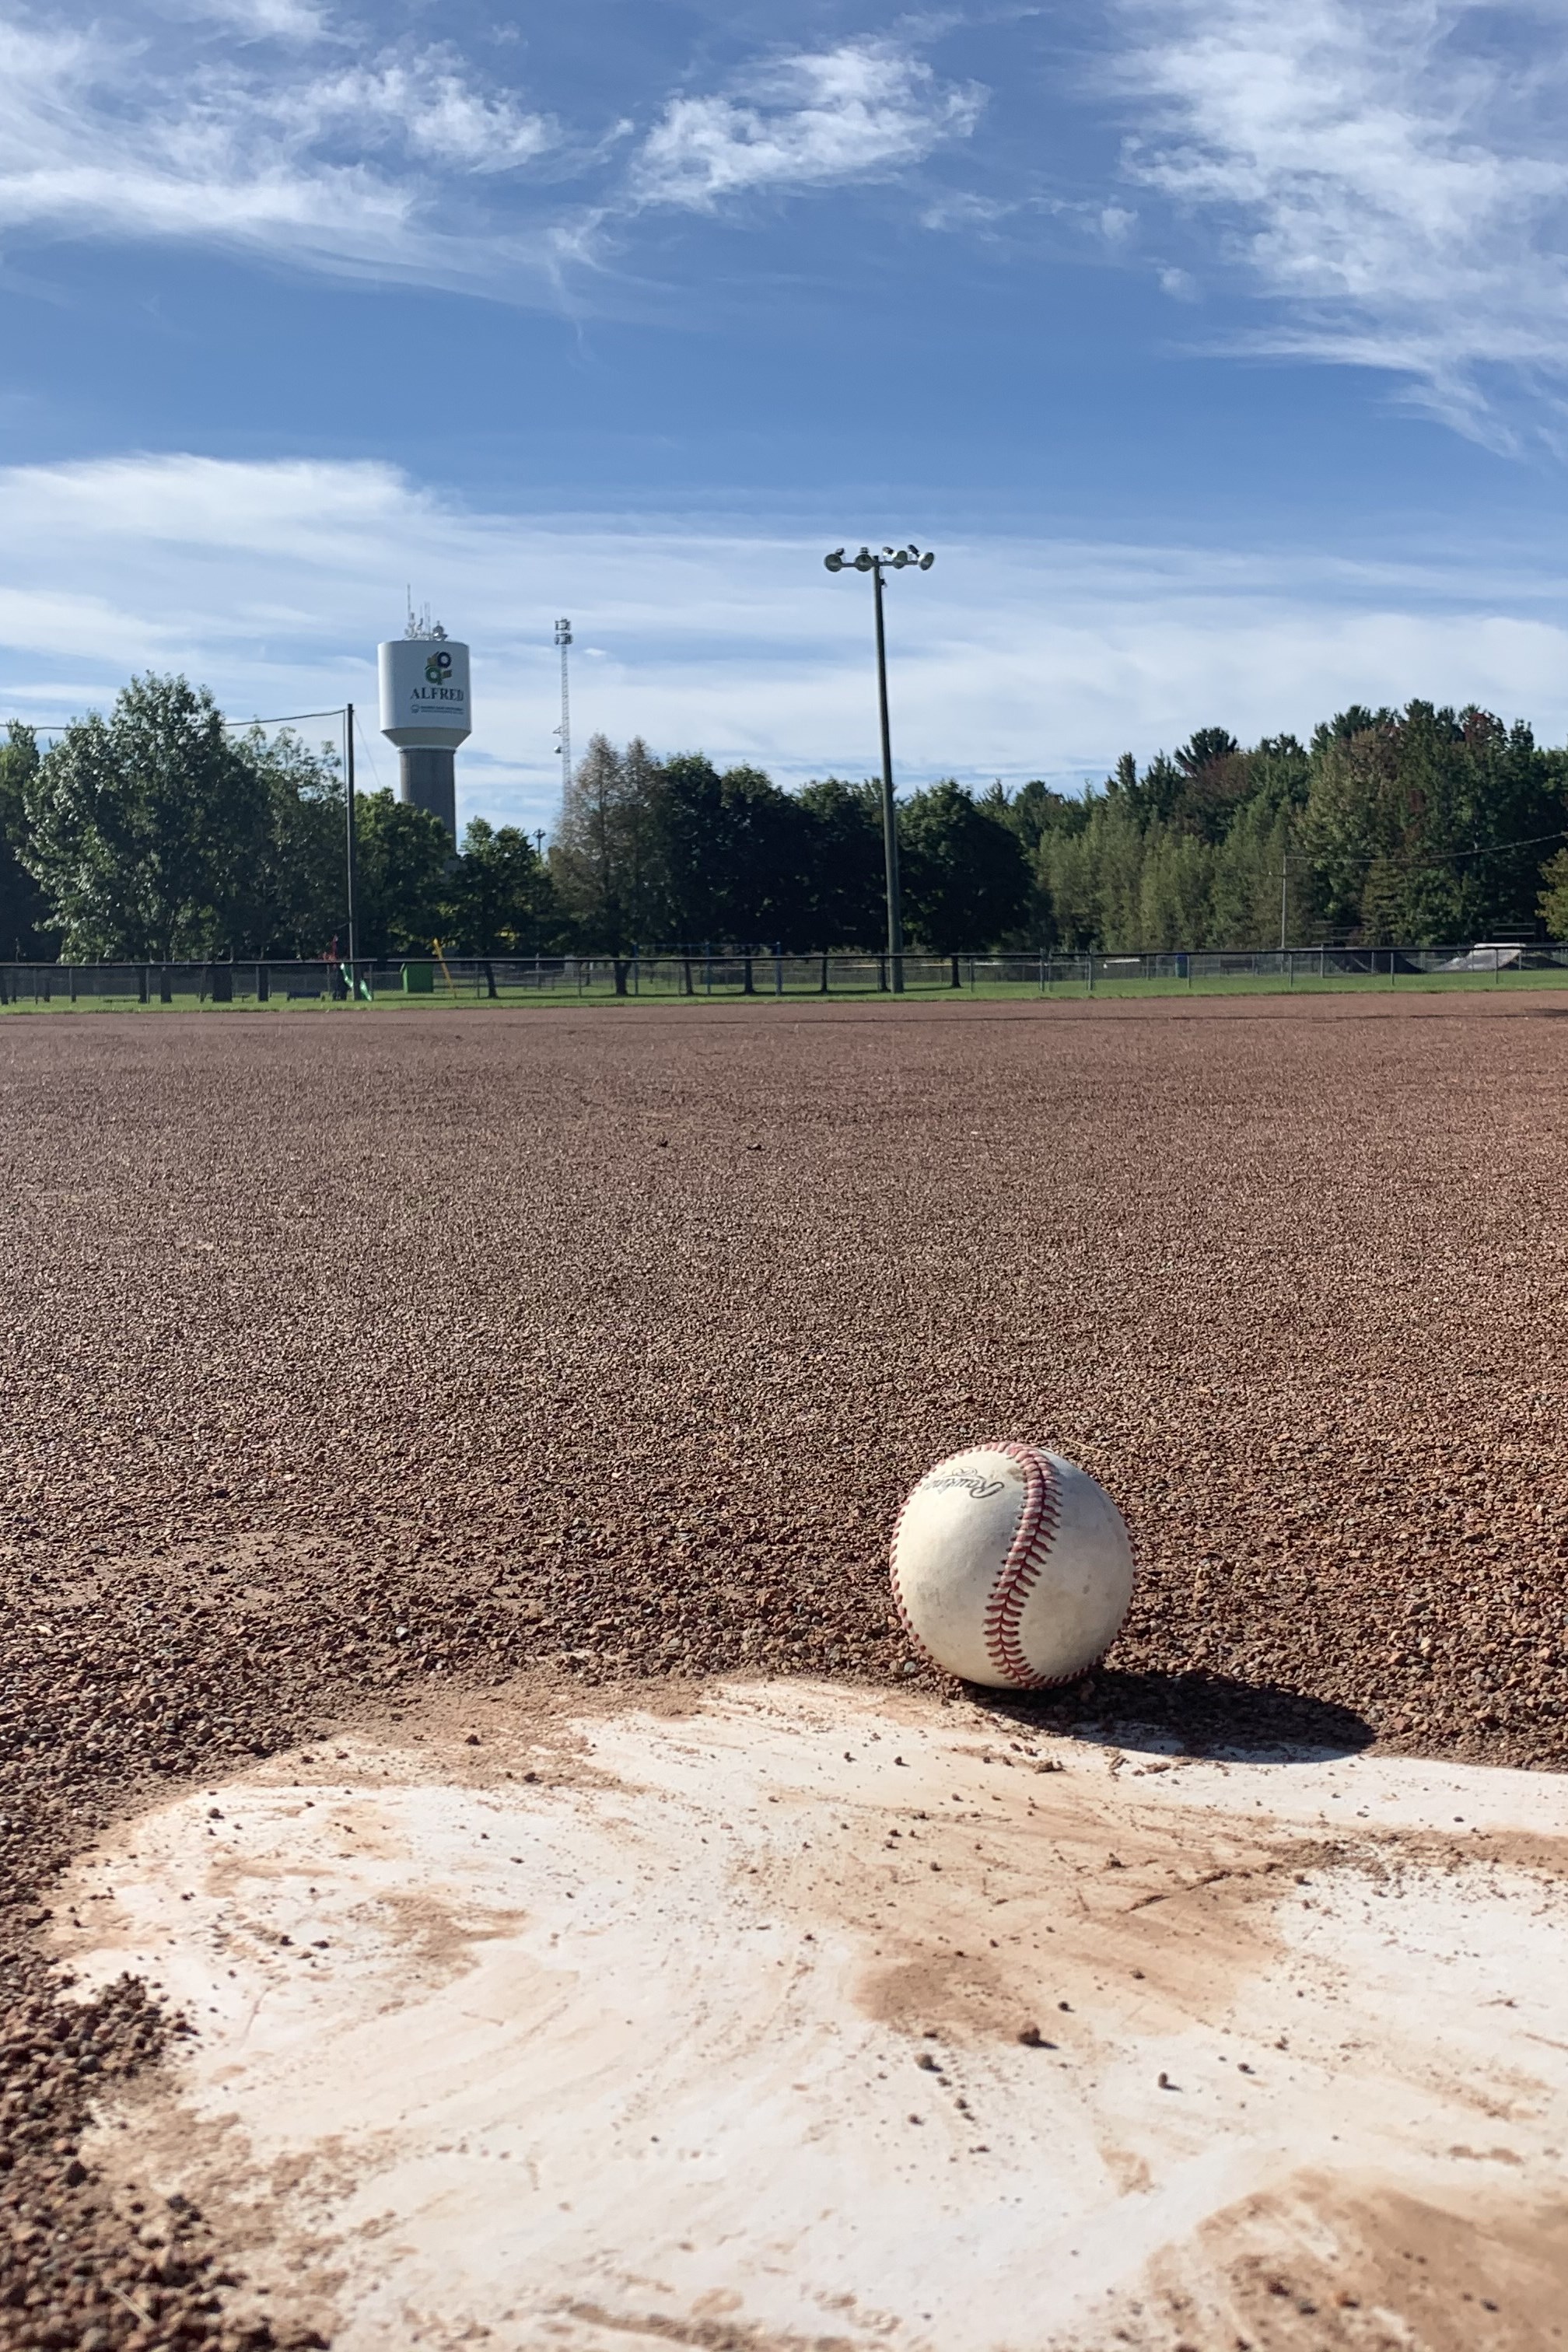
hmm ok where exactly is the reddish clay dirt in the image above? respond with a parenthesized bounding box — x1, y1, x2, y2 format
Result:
(2, 992, 1566, 2350)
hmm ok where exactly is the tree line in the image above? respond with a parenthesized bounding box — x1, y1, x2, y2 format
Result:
(548, 706, 1568, 949)
(0, 677, 555, 961)
(4, 674, 1567, 961)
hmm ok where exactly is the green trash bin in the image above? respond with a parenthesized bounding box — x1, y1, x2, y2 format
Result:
(401, 961, 435, 995)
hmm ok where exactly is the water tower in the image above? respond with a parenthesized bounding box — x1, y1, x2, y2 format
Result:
(377, 606, 471, 840)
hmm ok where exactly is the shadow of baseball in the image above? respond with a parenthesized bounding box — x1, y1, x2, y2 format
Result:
(968, 1667, 1374, 1763)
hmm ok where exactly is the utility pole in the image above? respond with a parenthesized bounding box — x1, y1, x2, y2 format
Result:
(1279, 852, 1290, 951)
(823, 544, 934, 995)
(555, 618, 572, 796)
(345, 702, 360, 992)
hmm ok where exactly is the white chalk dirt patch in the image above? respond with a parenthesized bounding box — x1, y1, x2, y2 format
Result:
(54, 1681, 1568, 2352)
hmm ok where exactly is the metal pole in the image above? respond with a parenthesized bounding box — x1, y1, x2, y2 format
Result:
(555, 620, 572, 798)
(1279, 853, 1288, 952)
(345, 702, 360, 994)
(872, 559, 904, 994)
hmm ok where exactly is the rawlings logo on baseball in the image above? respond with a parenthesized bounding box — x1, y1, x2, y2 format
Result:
(891, 1441, 1135, 1689)
(918, 1468, 1011, 1500)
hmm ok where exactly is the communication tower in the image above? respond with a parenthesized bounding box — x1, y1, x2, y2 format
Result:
(554, 618, 572, 793)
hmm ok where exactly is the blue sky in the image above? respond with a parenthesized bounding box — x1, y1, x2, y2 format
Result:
(5, 0, 1568, 831)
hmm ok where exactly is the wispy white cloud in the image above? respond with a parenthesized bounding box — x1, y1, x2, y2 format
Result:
(632, 40, 982, 209)
(163, 0, 331, 39)
(0, 13, 563, 287)
(0, 12, 986, 295)
(6, 453, 1568, 835)
(287, 59, 556, 173)
(1115, 0, 1568, 439)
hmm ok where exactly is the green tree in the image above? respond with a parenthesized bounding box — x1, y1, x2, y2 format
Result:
(1136, 824, 1212, 947)
(797, 779, 886, 947)
(240, 726, 347, 957)
(23, 675, 271, 959)
(1107, 748, 1184, 831)
(1209, 796, 1293, 946)
(899, 781, 1029, 953)
(353, 791, 450, 957)
(1034, 814, 1103, 949)
(444, 819, 563, 954)
(652, 755, 810, 943)
(1168, 729, 1255, 844)
(1540, 848, 1568, 938)
(996, 779, 1090, 858)
(549, 734, 661, 951)
(1302, 703, 1563, 944)
(0, 723, 55, 957)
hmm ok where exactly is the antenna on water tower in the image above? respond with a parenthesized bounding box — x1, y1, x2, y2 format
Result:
(555, 618, 572, 794)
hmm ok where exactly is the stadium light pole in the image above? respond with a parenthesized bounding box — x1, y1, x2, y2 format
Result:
(344, 702, 360, 992)
(824, 544, 934, 994)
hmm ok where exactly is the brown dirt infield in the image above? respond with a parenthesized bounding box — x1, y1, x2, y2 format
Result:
(2, 992, 1566, 2350)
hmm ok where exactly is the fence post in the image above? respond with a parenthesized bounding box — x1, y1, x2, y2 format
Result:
(1087, 954, 1095, 996)
(878, 954, 887, 993)
(820, 953, 829, 996)
(68, 964, 77, 1004)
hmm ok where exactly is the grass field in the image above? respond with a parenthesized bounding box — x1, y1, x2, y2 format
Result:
(2, 989, 1566, 2349)
(3, 964, 1567, 1011)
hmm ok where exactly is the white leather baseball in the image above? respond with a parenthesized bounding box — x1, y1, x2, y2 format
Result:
(891, 1442, 1135, 1688)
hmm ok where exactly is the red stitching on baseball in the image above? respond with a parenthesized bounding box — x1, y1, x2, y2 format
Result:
(979, 1441, 1068, 1688)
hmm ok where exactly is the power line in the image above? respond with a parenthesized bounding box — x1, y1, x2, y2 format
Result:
(225, 708, 347, 730)
(1283, 823, 1568, 881)
(13, 705, 348, 737)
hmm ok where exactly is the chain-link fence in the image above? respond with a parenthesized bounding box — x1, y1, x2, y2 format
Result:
(2, 943, 1566, 1007)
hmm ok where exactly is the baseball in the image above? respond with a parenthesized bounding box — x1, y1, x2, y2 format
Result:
(891, 1442, 1135, 1689)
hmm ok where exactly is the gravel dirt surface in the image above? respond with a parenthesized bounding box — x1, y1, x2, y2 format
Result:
(2, 991, 1567, 2350)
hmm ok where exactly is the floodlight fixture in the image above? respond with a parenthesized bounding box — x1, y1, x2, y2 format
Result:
(820, 537, 937, 994)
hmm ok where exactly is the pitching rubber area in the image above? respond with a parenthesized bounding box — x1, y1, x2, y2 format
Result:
(57, 1680, 1568, 2352)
